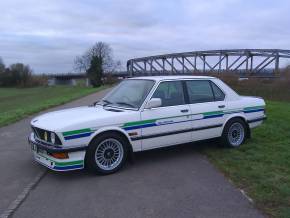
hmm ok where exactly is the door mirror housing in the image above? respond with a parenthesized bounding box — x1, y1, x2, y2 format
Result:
(145, 98, 162, 109)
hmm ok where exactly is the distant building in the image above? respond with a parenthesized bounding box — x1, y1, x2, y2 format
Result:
(47, 72, 129, 86)
(48, 74, 90, 86)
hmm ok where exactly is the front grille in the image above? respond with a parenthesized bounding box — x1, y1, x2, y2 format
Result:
(32, 127, 46, 141)
(31, 126, 62, 145)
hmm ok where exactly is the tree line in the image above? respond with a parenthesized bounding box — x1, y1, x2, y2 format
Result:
(0, 41, 120, 88)
(0, 58, 41, 87)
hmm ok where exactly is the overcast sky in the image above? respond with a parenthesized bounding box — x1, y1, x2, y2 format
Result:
(0, 0, 290, 73)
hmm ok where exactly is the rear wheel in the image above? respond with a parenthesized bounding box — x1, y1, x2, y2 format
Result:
(221, 118, 247, 148)
(86, 132, 128, 174)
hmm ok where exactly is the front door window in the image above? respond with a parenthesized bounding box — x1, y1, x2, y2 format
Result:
(151, 81, 185, 107)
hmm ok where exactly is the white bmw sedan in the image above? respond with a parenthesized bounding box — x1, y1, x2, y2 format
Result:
(28, 76, 266, 174)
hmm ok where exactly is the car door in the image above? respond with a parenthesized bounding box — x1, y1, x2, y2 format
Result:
(185, 80, 226, 141)
(140, 80, 192, 150)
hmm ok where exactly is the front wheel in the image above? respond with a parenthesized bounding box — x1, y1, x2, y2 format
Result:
(86, 132, 128, 175)
(221, 118, 247, 148)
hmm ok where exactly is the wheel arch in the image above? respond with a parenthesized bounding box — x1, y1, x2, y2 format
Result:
(222, 113, 251, 138)
(88, 126, 134, 153)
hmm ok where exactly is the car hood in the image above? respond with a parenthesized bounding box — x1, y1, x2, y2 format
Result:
(31, 105, 131, 132)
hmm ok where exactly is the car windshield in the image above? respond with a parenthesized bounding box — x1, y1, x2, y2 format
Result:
(99, 79, 155, 109)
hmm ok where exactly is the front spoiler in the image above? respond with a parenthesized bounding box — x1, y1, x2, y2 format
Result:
(28, 133, 86, 171)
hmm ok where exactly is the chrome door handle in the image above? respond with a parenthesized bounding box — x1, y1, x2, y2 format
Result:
(180, 109, 189, 113)
(218, 105, 225, 108)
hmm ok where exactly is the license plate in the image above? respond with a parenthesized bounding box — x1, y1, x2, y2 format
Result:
(31, 143, 46, 155)
(37, 148, 46, 155)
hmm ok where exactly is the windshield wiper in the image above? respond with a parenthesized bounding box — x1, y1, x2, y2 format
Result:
(94, 99, 112, 106)
(102, 99, 113, 106)
(91, 100, 100, 106)
(115, 101, 135, 108)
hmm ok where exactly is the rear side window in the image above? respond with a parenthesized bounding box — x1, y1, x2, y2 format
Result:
(186, 80, 214, 104)
(151, 81, 185, 107)
(211, 82, 225, 101)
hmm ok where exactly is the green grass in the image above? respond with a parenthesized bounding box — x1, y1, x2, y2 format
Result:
(202, 101, 290, 218)
(0, 86, 108, 127)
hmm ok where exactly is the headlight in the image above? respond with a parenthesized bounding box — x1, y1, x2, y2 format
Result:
(50, 132, 56, 144)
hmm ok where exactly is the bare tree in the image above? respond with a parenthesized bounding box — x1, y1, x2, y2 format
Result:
(74, 42, 118, 73)
(10, 63, 33, 86)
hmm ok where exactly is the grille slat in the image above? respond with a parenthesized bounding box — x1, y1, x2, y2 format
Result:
(31, 126, 62, 145)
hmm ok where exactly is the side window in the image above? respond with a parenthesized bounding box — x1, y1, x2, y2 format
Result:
(151, 81, 185, 107)
(186, 80, 214, 104)
(211, 82, 225, 101)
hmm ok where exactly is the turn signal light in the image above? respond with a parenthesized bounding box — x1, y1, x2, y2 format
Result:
(51, 152, 69, 159)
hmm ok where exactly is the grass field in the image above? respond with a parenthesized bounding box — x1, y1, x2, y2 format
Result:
(202, 101, 290, 218)
(0, 86, 107, 127)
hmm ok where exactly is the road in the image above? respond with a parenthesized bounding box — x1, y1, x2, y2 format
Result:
(0, 88, 264, 218)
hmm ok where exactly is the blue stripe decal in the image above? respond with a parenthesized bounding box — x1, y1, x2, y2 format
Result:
(203, 114, 224, 119)
(124, 114, 224, 131)
(54, 164, 84, 170)
(123, 108, 264, 131)
(123, 123, 157, 131)
(224, 110, 243, 114)
(159, 119, 199, 125)
(64, 132, 92, 140)
(244, 109, 264, 113)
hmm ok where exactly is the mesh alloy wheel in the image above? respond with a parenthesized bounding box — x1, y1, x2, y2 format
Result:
(227, 122, 245, 147)
(222, 118, 247, 148)
(94, 138, 124, 171)
(86, 132, 128, 175)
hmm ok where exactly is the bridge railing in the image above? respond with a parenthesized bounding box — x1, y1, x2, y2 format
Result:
(127, 49, 290, 77)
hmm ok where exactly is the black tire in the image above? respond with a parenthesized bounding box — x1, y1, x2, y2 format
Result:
(85, 132, 128, 175)
(221, 118, 247, 148)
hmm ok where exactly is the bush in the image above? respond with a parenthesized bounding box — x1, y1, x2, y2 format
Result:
(26, 75, 48, 87)
(0, 63, 46, 87)
(197, 70, 290, 102)
(103, 73, 120, 85)
(0, 63, 31, 87)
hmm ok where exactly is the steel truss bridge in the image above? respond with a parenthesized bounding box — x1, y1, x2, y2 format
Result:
(127, 49, 290, 76)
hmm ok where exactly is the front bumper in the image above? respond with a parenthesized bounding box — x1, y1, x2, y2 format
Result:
(28, 133, 86, 171)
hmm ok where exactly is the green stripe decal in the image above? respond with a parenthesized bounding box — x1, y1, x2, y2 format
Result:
(203, 111, 223, 116)
(61, 106, 265, 132)
(122, 105, 264, 128)
(37, 153, 84, 167)
(55, 160, 84, 167)
(123, 114, 188, 128)
(244, 106, 264, 110)
(224, 109, 243, 114)
(123, 119, 157, 127)
(63, 128, 92, 136)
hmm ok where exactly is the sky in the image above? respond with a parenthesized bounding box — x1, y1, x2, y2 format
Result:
(0, 0, 290, 73)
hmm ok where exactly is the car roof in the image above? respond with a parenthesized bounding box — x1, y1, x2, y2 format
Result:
(128, 75, 216, 82)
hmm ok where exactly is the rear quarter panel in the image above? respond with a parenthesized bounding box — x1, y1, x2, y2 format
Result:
(224, 96, 266, 130)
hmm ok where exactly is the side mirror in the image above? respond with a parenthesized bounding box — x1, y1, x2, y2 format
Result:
(145, 98, 162, 109)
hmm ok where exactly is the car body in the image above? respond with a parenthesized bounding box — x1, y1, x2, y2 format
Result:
(28, 76, 266, 174)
